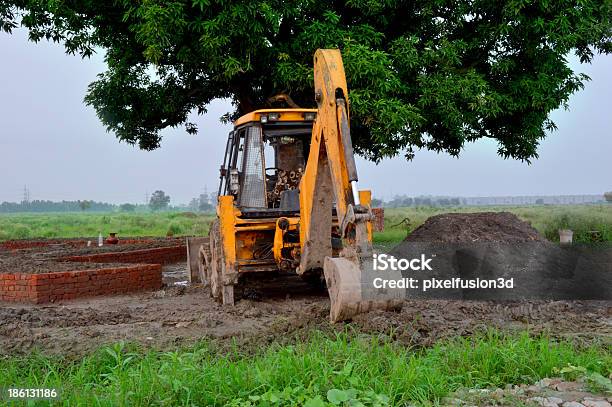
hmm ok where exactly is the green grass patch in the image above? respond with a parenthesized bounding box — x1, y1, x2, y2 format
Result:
(1, 331, 609, 406)
(1, 205, 610, 246)
(0, 212, 215, 241)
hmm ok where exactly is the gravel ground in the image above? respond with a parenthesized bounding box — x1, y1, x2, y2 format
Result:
(444, 377, 612, 406)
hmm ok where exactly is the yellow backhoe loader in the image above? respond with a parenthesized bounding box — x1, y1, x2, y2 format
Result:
(196, 49, 404, 322)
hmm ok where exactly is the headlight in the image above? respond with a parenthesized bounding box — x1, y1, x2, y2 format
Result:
(268, 112, 281, 121)
(260, 115, 268, 123)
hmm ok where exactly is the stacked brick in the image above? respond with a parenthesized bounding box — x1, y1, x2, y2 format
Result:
(0, 239, 77, 250)
(0, 265, 162, 304)
(60, 246, 185, 265)
(0, 238, 182, 251)
(0, 241, 186, 304)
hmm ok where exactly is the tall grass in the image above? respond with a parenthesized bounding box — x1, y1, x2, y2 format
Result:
(0, 331, 609, 406)
(0, 212, 215, 241)
(1, 205, 610, 245)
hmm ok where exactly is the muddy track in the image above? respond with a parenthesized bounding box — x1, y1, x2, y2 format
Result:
(0, 263, 609, 356)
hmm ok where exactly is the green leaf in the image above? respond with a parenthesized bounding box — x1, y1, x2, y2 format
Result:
(6, 0, 610, 160)
(304, 396, 327, 407)
(327, 389, 349, 405)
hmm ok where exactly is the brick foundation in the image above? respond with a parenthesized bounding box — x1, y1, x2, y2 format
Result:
(0, 239, 78, 250)
(0, 238, 183, 251)
(60, 245, 185, 265)
(0, 265, 162, 304)
(0, 239, 185, 304)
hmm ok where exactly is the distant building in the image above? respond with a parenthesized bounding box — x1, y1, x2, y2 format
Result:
(462, 195, 604, 206)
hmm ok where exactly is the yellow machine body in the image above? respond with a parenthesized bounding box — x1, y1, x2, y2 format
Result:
(213, 106, 373, 273)
(204, 50, 402, 321)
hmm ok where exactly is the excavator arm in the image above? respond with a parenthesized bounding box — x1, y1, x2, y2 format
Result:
(298, 49, 404, 322)
(298, 49, 368, 273)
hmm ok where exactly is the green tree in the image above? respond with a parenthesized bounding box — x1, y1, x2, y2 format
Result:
(119, 203, 136, 212)
(604, 192, 612, 203)
(149, 190, 170, 211)
(1, 1, 610, 161)
(78, 200, 91, 211)
(198, 193, 213, 212)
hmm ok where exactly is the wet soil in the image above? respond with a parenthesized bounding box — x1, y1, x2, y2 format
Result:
(394, 212, 612, 302)
(0, 262, 609, 356)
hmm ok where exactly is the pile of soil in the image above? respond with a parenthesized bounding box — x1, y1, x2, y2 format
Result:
(392, 212, 612, 301)
(405, 212, 546, 243)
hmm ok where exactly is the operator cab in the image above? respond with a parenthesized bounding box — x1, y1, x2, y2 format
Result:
(217, 109, 317, 213)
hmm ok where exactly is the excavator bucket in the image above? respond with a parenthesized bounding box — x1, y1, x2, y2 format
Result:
(323, 257, 405, 323)
(291, 49, 407, 323)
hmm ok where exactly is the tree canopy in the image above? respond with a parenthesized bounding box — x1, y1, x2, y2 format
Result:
(149, 190, 171, 211)
(1, 1, 610, 161)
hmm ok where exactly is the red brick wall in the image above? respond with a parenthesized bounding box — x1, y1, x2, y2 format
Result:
(60, 246, 185, 265)
(0, 265, 162, 304)
(0, 239, 78, 250)
(0, 238, 183, 251)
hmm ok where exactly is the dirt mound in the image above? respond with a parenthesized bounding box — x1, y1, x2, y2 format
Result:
(405, 212, 546, 243)
(391, 212, 612, 301)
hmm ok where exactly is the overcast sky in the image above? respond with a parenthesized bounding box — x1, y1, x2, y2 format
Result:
(1, 29, 611, 205)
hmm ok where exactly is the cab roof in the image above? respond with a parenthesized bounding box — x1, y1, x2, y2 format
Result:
(234, 108, 317, 127)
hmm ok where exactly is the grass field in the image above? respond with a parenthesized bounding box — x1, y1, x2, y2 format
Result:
(0, 212, 215, 241)
(4, 205, 610, 244)
(1, 331, 610, 406)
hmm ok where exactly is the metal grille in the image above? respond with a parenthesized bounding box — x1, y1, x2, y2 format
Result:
(240, 126, 267, 208)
